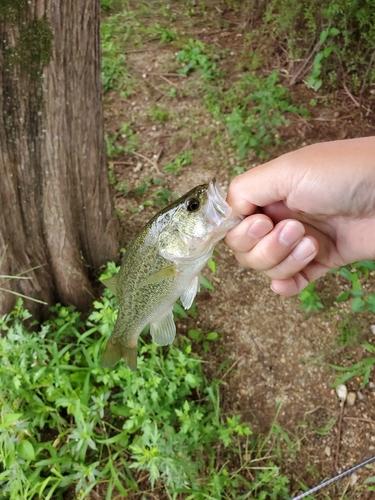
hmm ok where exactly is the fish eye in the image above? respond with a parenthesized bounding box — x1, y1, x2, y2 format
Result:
(186, 197, 200, 212)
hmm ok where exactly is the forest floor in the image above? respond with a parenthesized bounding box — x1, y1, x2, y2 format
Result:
(102, 1, 375, 498)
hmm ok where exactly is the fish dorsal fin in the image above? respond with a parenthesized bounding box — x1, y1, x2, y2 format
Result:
(180, 275, 200, 310)
(101, 275, 118, 295)
(150, 308, 176, 346)
(101, 338, 138, 371)
(141, 264, 177, 287)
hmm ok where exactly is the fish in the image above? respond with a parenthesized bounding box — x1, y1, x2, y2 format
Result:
(100, 179, 242, 370)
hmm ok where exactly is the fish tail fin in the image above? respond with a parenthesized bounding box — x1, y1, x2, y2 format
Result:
(122, 345, 138, 372)
(100, 338, 138, 371)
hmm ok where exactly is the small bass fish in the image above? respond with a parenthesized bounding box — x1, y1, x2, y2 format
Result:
(101, 179, 241, 370)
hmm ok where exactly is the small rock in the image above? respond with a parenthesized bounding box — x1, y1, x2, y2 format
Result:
(336, 384, 348, 402)
(371, 325, 375, 335)
(324, 446, 331, 457)
(350, 473, 359, 486)
(347, 392, 356, 406)
(369, 381, 375, 389)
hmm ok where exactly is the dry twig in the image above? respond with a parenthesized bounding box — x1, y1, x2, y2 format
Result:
(131, 151, 163, 175)
(344, 417, 375, 425)
(334, 399, 345, 471)
(220, 354, 245, 381)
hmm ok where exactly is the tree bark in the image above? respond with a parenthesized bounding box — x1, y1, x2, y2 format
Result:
(0, 0, 119, 318)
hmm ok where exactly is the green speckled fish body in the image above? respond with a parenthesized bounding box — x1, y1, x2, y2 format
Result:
(101, 180, 241, 370)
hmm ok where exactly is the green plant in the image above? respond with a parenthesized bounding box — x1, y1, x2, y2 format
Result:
(101, 10, 133, 92)
(105, 122, 138, 159)
(263, 0, 375, 92)
(335, 316, 361, 345)
(177, 39, 220, 80)
(188, 329, 219, 353)
(225, 71, 306, 159)
(299, 283, 324, 312)
(335, 260, 375, 313)
(155, 25, 178, 43)
(309, 416, 337, 436)
(331, 342, 375, 389)
(163, 150, 193, 175)
(148, 105, 170, 123)
(306, 27, 340, 91)
(152, 187, 179, 206)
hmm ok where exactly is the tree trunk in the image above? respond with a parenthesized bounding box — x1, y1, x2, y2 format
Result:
(0, 0, 119, 318)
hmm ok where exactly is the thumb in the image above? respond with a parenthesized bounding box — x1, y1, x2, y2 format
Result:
(227, 158, 293, 216)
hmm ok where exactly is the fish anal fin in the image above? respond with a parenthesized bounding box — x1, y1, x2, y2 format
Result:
(150, 309, 176, 346)
(141, 265, 177, 287)
(180, 275, 200, 310)
(101, 338, 138, 371)
(101, 275, 118, 295)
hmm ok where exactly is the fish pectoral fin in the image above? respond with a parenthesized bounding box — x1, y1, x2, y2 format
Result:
(141, 264, 177, 287)
(101, 275, 118, 296)
(100, 338, 138, 371)
(150, 309, 176, 346)
(180, 275, 200, 310)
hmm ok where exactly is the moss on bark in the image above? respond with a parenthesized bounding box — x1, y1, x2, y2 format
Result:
(0, 1, 53, 79)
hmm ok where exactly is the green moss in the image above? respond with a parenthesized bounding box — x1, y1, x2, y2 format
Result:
(1, 2, 53, 80)
(0, 0, 27, 22)
(16, 17, 53, 77)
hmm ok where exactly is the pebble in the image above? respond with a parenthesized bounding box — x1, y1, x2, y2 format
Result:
(347, 392, 356, 406)
(350, 473, 359, 486)
(357, 391, 365, 400)
(336, 384, 348, 402)
(324, 446, 331, 457)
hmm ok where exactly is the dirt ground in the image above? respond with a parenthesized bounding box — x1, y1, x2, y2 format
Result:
(103, 2, 375, 497)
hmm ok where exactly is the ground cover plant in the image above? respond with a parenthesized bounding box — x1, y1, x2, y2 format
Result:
(0, 274, 292, 499)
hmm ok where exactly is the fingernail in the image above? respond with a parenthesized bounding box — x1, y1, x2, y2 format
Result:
(247, 219, 273, 239)
(279, 221, 304, 246)
(291, 237, 316, 261)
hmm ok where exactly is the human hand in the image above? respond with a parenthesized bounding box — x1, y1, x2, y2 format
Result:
(225, 137, 375, 296)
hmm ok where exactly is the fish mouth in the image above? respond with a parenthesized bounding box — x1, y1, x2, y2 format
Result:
(205, 179, 243, 229)
(208, 179, 229, 217)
